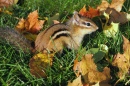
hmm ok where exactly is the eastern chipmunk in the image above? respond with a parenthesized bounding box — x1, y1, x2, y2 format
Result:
(35, 11, 98, 53)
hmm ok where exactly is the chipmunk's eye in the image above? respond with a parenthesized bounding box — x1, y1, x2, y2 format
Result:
(82, 22, 91, 26)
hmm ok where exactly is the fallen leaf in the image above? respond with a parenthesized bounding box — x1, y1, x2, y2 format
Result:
(103, 12, 119, 37)
(16, 18, 25, 31)
(111, 36, 130, 84)
(30, 20, 45, 33)
(126, 13, 130, 21)
(97, 0, 125, 12)
(0, 0, 18, 7)
(29, 52, 55, 78)
(112, 53, 129, 79)
(73, 54, 111, 85)
(79, 6, 100, 18)
(67, 75, 85, 86)
(122, 35, 130, 64)
(16, 10, 45, 34)
(25, 10, 45, 33)
(97, 0, 110, 12)
(105, 7, 128, 25)
(109, 0, 125, 12)
(73, 59, 81, 77)
(0, 8, 12, 15)
(79, 5, 87, 17)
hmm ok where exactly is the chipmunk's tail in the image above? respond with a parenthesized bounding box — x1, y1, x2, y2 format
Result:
(0, 27, 33, 53)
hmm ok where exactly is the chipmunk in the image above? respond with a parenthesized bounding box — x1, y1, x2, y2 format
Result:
(35, 11, 98, 53)
(0, 11, 98, 54)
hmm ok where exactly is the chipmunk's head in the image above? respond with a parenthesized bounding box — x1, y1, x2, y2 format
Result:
(70, 11, 98, 35)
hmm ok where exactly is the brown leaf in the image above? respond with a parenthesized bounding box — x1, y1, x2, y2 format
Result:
(109, 0, 125, 12)
(122, 35, 130, 62)
(29, 53, 55, 78)
(105, 7, 128, 25)
(97, 0, 125, 12)
(112, 53, 129, 79)
(112, 35, 130, 83)
(0, 0, 16, 7)
(16, 10, 45, 34)
(97, 0, 110, 12)
(73, 54, 111, 85)
(67, 75, 85, 86)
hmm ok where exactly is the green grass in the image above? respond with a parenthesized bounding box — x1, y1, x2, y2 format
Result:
(0, 0, 130, 86)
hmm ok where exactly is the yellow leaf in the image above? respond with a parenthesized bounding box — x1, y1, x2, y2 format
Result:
(103, 12, 119, 37)
(112, 53, 129, 80)
(29, 52, 55, 78)
(67, 75, 84, 86)
(112, 36, 130, 84)
(16, 18, 25, 31)
(73, 54, 111, 85)
(126, 13, 130, 23)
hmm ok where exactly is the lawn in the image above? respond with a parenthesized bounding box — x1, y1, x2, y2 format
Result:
(0, 0, 130, 86)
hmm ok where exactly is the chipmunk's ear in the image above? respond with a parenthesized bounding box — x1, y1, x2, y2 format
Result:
(72, 11, 80, 25)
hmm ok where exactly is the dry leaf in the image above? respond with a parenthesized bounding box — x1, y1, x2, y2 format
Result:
(105, 7, 128, 25)
(126, 13, 130, 21)
(25, 10, 45, 33)
(16, 18, 25, 31)
(103, 12, 119, 37)
(109, 0, 125, 12)
(122, 35, 130, 57)
(67, 75, 84, 86)
(0, 0, 18, 7)
(30, 20, 45, 33)
(16, 10, 45, 34)
(122, 36, 130, 65)
(97, 0, 125, 12)
(112, 36, 130, 84)
(29, 52, 55, 78)
(73, 54, 111, 85)
(79, 5, 87, 17)
(79, 6, 100, 18)
(25, 10, 39, 30)
(112, 53, 129, 79)
(97, 0, 110, 12)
